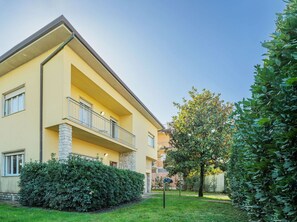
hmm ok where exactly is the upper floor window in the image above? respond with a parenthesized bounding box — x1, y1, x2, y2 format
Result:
(3, 87, 25, 116)
(3, 151, 24, 176)
(148, 132, 155, 148)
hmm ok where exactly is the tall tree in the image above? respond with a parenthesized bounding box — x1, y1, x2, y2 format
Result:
(165, 88, 233, 197)
(228, 1, 297, 221)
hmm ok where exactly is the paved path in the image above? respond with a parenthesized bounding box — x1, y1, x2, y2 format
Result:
(142, 192, 156, 199)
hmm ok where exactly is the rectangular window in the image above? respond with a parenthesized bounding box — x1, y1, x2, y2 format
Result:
(148, 133, 155, 148)
(4, 152, 24, 176)
(110, 161, 117, 168)
(3, 87, 25, 116)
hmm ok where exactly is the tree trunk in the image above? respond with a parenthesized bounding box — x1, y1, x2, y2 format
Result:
(199, 163, 204, 197)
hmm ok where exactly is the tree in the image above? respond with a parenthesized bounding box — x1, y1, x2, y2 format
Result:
(165, 88, 233, 197)
(228, 1, 297, 221)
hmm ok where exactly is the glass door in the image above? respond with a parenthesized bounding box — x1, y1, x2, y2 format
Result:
(79, 99, 92, 127)
(110, 118, 118, 139)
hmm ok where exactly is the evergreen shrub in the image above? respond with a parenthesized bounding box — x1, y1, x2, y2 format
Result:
(228, 1, 297, 221)
(19, 156, 144, 212)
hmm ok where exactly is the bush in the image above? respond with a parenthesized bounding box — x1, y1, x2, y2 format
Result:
(19, 156, 144, 212)
(183, 174, 200, 192)
(228, 1, 297, 221)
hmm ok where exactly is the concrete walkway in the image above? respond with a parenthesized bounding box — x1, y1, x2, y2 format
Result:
(142, 192, 156, 199)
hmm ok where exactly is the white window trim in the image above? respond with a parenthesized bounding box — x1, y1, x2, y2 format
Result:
(4, 87, 25, 100)
(3, 151, 25, 177)
(3, 85, 25, 117)
(148, 132, 155, 148)
(79, 98, 92, 108)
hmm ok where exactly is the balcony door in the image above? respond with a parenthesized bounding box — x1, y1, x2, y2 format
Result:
(79, 98, 92, 127)
(110, 118, 118, 139)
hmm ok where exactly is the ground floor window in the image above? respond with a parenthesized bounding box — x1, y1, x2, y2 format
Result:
(3, 152, 24, 176)
(110, 161, 117, 168)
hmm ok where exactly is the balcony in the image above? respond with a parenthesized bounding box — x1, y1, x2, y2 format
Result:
(67, 97, 135, 148)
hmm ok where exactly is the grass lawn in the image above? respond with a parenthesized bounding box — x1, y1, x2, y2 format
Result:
(0, 191, 248, 222)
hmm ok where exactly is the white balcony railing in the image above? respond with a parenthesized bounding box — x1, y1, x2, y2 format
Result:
(67, 97, 135, 148)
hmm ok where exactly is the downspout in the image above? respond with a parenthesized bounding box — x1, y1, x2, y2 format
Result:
(39, 33, 75, 162)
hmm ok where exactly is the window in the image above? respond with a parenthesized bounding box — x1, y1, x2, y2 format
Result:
(79, 99, 92, 127)
(110, 161, 117, 168)
(148, 133, 155, 148)
(3, 87, 25, 116)
(160, 154, 167, 161)
(4, 152, 24, 176)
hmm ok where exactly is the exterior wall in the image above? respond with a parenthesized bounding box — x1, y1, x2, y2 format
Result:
(72, 137, 120, 166)
(0, 44, 159, 196)
(0, 50, 55, 194)
(59, 124, 72, 160)
(119, 152, 136, 171)
(152, 130, 179, 189)
(145, 158, 153, 193)
(156, 130, 171, 169)
(63, 47, 158, 175)
(43, 50, 69, 129)
(70, 85, 120, 124)
(0, 192, 20, 201)
(158, 131, 170, 149)
(43, 129, 59, 160)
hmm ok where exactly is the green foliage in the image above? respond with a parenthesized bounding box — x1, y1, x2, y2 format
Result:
(228, 1, 297, 221)
(165, 88, 233, 196)
(184, 173, 200, 192)
(19, 156, 144, 212)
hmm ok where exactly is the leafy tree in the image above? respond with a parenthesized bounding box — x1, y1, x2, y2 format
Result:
(165, 88, 233, 197)
(228, 1, 297, 221)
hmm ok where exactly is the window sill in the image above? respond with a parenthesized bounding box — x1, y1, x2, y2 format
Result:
(2, 175, 20, 177)
(2, 109, 25, 118)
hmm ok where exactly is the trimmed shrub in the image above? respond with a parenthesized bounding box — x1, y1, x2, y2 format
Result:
(228, 1, 297, 221)
(19, 156, 144, 212)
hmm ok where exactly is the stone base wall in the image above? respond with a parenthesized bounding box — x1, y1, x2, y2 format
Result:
(0, 192, 20, 201)
(119, 151, 136, 171)
(59, 123, 72, 160)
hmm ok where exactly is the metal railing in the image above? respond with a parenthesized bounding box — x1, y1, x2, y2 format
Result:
(69, 152, 100, 161)
(67, 97, 135, 148)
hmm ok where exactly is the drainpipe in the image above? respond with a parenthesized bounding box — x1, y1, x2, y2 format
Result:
(39, 33, 75, 162)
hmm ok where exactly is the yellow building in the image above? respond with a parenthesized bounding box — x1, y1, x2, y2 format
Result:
(0, 16, 163, 200)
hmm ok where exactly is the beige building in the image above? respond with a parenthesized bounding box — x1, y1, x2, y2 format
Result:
(152, 128, 178, 189)
(0, 16, 163, 200)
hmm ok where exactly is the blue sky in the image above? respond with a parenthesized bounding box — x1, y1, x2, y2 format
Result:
(0, 0, 286, 124)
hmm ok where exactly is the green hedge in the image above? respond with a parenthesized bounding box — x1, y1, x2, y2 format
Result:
(228, 1, 297, 221)
(19, 156, 144, 212)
